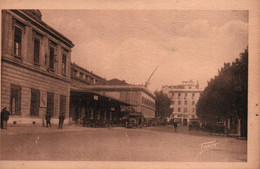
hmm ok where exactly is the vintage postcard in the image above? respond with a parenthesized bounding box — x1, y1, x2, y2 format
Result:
(0, 0, 259, 169)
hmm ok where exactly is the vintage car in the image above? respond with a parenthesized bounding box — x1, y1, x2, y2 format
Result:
(121, 113, 144, 128)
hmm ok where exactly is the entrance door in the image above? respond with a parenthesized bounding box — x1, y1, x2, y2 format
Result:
(183, 119, 188, 126)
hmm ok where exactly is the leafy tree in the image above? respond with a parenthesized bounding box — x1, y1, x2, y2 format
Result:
(197, 48, 248, 137)
(154, 90, 172, 120)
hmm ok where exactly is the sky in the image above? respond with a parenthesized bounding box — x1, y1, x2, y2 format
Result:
(41, 10, 248, 92)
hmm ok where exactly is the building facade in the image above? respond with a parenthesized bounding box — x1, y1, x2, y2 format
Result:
(1, 10, 74, 125)
(83, 85, 156, 119)
(71, 63, 106, 87)
(162, 80, 202, 126)
(70, 65, 134, 125)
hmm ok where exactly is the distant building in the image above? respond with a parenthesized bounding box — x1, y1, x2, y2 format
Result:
(82, 85, 156, 119)
(1, 10, 74, 125)
(106, 78, 129, 85)
(162, 80, 203, 126)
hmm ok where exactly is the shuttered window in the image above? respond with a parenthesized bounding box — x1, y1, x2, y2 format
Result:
(34, 37, 40, 65)
(14, 27, 22, 57)
(47, 92, 54, 117)
(62, 53, 67, 75)
(10, 84, 21, 115)
(30, 89, 40, 116)
(60, 95, 66, 115)
(49, 46, 55, 70)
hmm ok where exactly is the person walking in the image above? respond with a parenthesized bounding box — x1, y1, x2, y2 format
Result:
(1, 108, 3, 129)
(58, 113, 65, 129)
(1, 107, 10, 129)
(174, 122, 178, 132)
(45, 112, 51, 127)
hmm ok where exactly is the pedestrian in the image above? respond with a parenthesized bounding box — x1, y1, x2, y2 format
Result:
(1, 108, 3, 129)
(1, 107, 10, 129)
(58, 113, 65, 129)
(174, 122, 178, 132)
(45, 112, 51, 127)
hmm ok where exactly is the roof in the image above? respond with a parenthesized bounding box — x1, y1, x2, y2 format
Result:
(11, 10, 74, 48)
(71, 63, 105, 80)
(70, 86, 133, 106)
(106, 78, 129, 85)
(79, 85, 156, 99)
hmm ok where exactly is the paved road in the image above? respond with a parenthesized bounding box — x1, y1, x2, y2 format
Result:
(0, 125, 247, 162)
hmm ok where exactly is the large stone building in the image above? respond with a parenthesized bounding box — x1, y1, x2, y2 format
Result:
(1, 10, 155, 127)
(1, 10, 74, 125)
(162, 80, 202, 126)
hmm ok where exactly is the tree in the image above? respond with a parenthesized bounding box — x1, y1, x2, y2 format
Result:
(196, 48, 248, 137)
(154, 90, 172, 120)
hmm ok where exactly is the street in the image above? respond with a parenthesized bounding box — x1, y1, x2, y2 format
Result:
(0, 125, 246, 162)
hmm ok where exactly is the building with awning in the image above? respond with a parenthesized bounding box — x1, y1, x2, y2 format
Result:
(69, 86, 134, 126)
(77, 85, 156, 120)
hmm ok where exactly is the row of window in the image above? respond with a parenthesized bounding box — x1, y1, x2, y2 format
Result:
(71, 68, 103, 85)
(141, 96, 155, 107)
(172, 100, 196, 105)
(176, 114, 196, 118)
(172, 107, 196, 113)
(13, 20, 68, 76)
(10, 84, 66, 117)
(171, 92, 196, 97)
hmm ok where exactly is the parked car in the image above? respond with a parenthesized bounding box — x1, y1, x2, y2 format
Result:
(121, 113, 144, 128)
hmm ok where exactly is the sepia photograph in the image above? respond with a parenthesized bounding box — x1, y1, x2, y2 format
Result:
(0, 1, 259, 169)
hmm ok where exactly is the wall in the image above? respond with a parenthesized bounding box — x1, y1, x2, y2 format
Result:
(1, 10, 73, 126)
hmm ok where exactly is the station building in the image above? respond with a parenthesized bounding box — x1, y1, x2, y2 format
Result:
(162, 80, 202, 125)
(82, 84, 156, 120)
(1, 10, 155, 127)
(69, 65, 133, 126)
(1, 10, 74, 125)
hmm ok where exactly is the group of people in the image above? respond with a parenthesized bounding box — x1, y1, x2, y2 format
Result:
(1, 107, 65, 129)
(44, 112, 65, 129)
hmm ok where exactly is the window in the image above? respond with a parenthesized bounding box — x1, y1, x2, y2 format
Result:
(192, 101, 195, 105)
(184, 107, 187, 113)
(178, 93, 181, 97)
(10, 84, 21, 115)
(185, 93, 187, 97)
(178, 108, 181, 112)
(192, 107, 196, 113)
(49, 46, 55, 71)
(30, 89, 40, 116)
(178, 101, 181, 105)
(192, 93, 195, 97)
(60, 95, 66, 115)
(185, 101, 187, 105)
(62, 53, 67, 75)
(80, 72, 84, 78)
(47, 92, 54, 117)
(33, 37, 40, 65)
(172, 93, 174, 97)
(14, 26, 22, 57)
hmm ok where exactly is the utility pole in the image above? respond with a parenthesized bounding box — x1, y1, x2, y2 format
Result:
(144, 66, 158, 88)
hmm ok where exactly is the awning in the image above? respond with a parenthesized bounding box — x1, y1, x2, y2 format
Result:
(70, 86, 133, 106)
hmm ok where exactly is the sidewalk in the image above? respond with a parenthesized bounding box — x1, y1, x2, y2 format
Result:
(0, 124, 101, 135)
